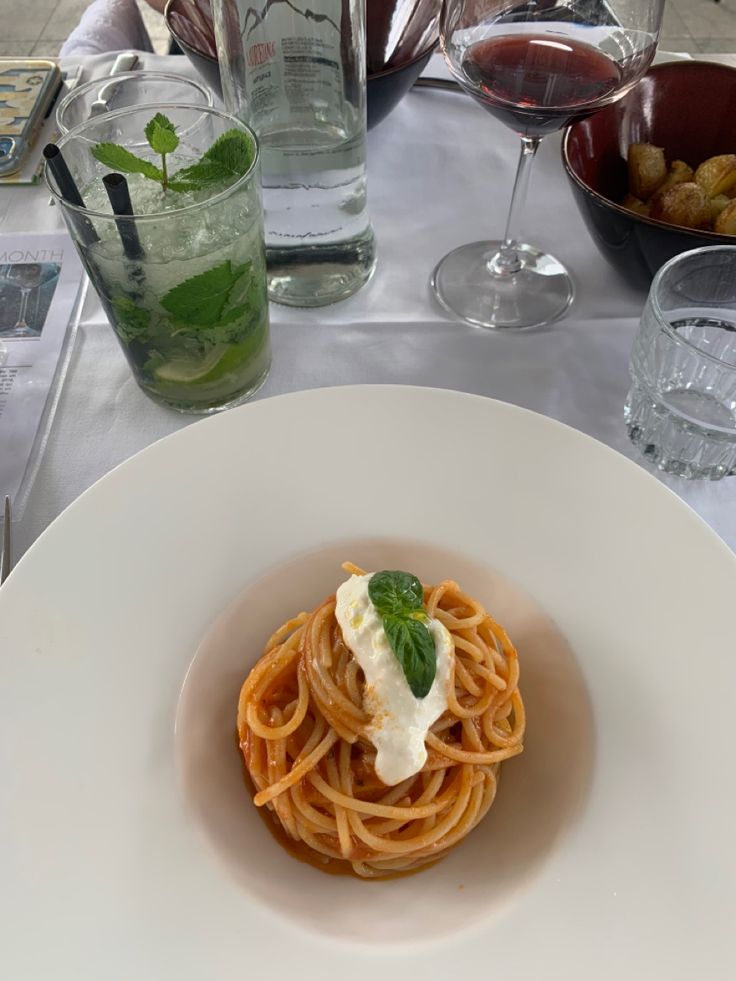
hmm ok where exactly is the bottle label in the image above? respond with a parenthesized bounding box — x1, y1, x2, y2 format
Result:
(214, 0, 373, 277)
(233, 0, 348, 135)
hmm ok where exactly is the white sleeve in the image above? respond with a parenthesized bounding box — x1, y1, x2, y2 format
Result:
(59, 0, 155, 57)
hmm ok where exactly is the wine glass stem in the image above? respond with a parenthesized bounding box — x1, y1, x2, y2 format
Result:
(15, 288, 31, 330)
(491, 136, 541, 276)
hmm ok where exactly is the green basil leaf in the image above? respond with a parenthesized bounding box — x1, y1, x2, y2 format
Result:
(368, 570, 424, 617)
(383, 615, 437, 699)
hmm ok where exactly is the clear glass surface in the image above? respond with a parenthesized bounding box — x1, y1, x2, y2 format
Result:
(48, 105, 271, 414)
(212, 0, 376, 306)
(55, 72, 214, 134)
(625, 246, 736, 480)
(434, 0, 664, 329)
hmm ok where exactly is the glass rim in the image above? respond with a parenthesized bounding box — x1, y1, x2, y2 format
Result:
(649, 245, 736, 370)
(55, 70, 214, 134)
(45, 103, 260, 223)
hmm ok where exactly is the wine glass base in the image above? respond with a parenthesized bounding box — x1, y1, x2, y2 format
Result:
(431, 241, 575, 330)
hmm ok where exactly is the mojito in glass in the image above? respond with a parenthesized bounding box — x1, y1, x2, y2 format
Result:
(47, 104, 270, 413)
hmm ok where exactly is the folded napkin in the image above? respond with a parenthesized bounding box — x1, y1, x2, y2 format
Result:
(59, 0, 154, 57)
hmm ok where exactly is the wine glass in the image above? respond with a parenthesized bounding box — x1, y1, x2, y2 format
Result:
(0, 264, 45, 337)
(433, 0, 664, 330)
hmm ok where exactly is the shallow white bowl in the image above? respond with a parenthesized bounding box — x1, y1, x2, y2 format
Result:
(1, 385, 734, 979)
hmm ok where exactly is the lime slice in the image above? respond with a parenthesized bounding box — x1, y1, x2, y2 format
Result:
(154, 343, 245, 386)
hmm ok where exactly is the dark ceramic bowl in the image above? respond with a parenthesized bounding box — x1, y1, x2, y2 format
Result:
(164, 0, 440, 130)
(366, 46, 435, 129)
(562, 61, 736, 290)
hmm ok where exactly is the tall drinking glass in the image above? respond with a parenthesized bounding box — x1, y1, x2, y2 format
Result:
(56, 72, 213, 135)
(47, 105, 271, 414)
(625, 246, 736, 480)
(434, 0, 664, 329)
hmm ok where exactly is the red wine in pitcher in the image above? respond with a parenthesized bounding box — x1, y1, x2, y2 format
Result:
(461, 33, 628, 137)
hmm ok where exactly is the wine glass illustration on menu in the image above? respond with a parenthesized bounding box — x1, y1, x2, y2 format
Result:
(0, 263, 45, 337)
(433, 0, 664, 329)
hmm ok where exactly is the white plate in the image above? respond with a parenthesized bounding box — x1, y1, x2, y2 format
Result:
(1, 385, 734, 980)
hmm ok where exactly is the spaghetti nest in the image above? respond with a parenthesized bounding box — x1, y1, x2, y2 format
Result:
(237, 573, 525, 878)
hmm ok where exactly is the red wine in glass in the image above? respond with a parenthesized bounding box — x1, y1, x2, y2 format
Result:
(432, 0, 663, 330)
(461, 33, 640, 137)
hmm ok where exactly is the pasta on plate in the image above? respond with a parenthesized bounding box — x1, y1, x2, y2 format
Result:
(237, 564, 525, 878)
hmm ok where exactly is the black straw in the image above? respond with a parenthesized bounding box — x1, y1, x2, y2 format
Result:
(43, 143, 99, 246)
(44, 143, 84, 205)
(103, 173, 145, 262)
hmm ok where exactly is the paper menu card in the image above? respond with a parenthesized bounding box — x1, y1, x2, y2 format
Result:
(0, 232, 85, 515)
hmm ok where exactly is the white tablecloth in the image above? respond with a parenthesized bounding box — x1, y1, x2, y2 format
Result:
(4, 52, 734, 559)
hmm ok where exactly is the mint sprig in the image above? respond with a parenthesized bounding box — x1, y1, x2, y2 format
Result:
(91, 113, 254, 194)
(92, 111, 178, 189)
(145, 113, 179, 188)
(368, 571, 437, 699)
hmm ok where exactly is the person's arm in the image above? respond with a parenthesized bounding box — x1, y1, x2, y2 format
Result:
(143, 0, 167, 12)
(60, 0, 154, 57)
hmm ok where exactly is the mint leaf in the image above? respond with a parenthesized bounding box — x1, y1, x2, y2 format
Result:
(169, 160, 228, 193)
(166, 165, 222, 193)
(160, 260, 264, 352)
(369, 570, 424, 617)
(209, 303, 249, 336)
(171, 128, 255, 192)
(203, 129, 255, 175)
(383, 615, 437, 699)
(110, 295, 151, 343)
(91, 143, 163, 182)
(145, 113, 179, 155)
(222, 261, 253, 308)
(161, 260, 249, 326)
